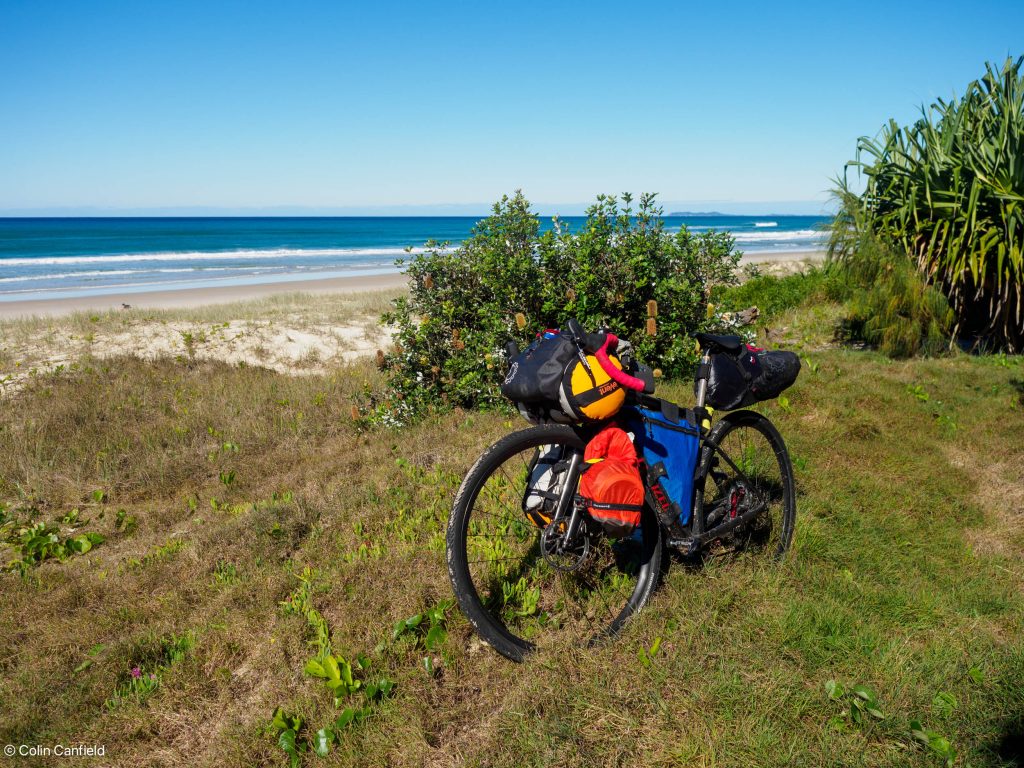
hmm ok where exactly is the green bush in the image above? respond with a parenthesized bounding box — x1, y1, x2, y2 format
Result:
(712, 266, 842, 323)
(830, 194, 955, 357)
(376, 192, 741, 421)
(834, 56, 1024, 352)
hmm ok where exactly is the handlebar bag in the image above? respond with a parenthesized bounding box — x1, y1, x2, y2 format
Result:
(579, 425, 644, 537)
(621, 403, 700, 527)
(501, 331, 578, 403)
(702, 346, 801, 411)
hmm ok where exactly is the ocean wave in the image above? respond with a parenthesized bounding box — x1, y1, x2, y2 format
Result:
(731, 229, 823, 243)
(0, 267, 246, 284)
(0, 246, 422, 267)
(753, 221, 778, 227)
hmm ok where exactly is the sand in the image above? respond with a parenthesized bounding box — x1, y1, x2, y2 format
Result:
(0, 271, 410, 320)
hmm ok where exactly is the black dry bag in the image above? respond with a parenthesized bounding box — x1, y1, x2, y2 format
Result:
(701, 345, 801, 411)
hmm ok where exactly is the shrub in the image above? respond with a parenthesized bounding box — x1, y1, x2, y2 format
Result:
(833, 56, 1024, 352)
(712, 266, 842, 324)
(831, 218, 954, 357)
(376, 192, 741, 419)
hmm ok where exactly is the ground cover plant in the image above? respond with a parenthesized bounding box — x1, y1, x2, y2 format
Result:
(833, 56, 1024, 353)
(0, 281, 1022, 766)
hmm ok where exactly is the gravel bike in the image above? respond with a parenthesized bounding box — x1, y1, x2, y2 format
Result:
(446, 322, 796, 661)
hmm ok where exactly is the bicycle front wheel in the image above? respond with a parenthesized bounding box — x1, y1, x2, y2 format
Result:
(694, 409, 796, 561)
(447, 424, 662, 662)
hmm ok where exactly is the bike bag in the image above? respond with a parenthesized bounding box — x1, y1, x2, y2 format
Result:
(700, 346, 801, 411)
(578, 425, 644, 538)
(621, 402, 700, 527)
(521, 444, 566, 528)
(501, 331, 578, 404)
(503, 329, 626, 424)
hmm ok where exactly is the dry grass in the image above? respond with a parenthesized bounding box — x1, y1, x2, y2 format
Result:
(0, 296, 1022, 767)
(0, 289, 404, 392)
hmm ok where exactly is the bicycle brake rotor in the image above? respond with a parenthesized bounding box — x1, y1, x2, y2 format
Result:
(540, 519, 591, 572)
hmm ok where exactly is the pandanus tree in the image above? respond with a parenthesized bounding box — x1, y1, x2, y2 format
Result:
(833, 56, 1024, 353)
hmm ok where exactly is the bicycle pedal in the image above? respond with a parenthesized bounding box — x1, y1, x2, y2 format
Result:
(667, 537, 700, 555)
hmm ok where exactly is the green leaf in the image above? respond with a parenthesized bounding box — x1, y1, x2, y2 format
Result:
(851, 684, 875, 701)
(825, 680, 844, 701)
(303, 658, 326, 679)
(312, 727, 333, 756)
(73, 659, 93, 674)
(425, 624, 447, 651)
(933, 691, 957, 717)
(322, 654, 341, 682)
(277, 729, 304, 768)
(968, 665, 985, 684)
(335, 707, 356, 729)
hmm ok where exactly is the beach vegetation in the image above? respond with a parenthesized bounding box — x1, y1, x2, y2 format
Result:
(1, 289, 1023, 765)
(378, 191, 741, 419)
(832, 56, 1024, 353)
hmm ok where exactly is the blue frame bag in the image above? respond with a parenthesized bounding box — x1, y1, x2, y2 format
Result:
(622, 402, 701, 527)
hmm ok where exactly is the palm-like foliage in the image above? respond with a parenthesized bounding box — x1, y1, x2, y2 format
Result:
(833, 56, 1024, 352)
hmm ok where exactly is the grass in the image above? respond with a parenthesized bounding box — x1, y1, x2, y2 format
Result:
(0, 286, 1022, 767)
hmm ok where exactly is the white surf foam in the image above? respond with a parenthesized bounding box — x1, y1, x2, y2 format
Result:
(0, 246, 422, 268)
(731, 229, 822, 243)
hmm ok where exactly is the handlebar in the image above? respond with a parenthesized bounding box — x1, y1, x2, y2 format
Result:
(594, 332, 650, 392)
(560, 318, 654, 393)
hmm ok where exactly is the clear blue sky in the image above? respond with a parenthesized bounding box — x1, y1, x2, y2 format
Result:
(2, 0, 1022, 215)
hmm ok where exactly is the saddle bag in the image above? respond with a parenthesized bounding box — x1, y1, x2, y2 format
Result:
(622, 402, 700, 528)
(702, 346, 801, 411)
(578, 425, 644, 537)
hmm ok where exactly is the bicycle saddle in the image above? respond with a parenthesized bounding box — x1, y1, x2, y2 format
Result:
(694, 332, 743, 353)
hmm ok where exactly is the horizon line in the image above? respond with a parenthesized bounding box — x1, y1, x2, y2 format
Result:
(0, 200, 834, 218)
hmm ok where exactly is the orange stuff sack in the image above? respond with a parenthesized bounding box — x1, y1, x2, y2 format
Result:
(579, 425, 645, 537)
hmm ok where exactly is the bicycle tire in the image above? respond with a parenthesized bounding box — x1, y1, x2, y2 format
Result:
(447, 424, 662, 661)
(694, 409, 796, 560)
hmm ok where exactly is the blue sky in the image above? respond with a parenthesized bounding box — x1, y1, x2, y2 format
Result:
(1, 0, 1022, 215)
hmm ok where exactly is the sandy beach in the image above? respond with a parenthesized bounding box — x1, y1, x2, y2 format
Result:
(0, 271, 410, 320)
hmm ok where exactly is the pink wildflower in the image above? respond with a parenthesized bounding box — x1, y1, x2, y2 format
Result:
(131, 667, 142, 678)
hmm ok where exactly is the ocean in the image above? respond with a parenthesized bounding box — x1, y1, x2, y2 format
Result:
(0, 215, 829, 302)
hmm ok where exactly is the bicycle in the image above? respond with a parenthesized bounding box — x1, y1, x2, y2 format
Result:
(446, 320, 796, 661)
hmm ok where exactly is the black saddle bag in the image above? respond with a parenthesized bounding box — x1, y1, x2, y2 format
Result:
(702, 346, 801, 410)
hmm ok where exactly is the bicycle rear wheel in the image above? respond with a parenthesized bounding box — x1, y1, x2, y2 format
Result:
(694, 410, 796, 561)
(447, 424, 661, 661)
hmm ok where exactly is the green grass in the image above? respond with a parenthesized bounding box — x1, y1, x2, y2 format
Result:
(0, 292, 1022, 767)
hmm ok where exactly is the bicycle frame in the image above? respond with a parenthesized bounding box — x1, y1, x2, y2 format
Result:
(543, 340, 771, 556)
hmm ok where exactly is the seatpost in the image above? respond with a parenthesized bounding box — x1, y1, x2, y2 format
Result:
(694, 348, 713, 433)
(694, 349, 712, 409)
